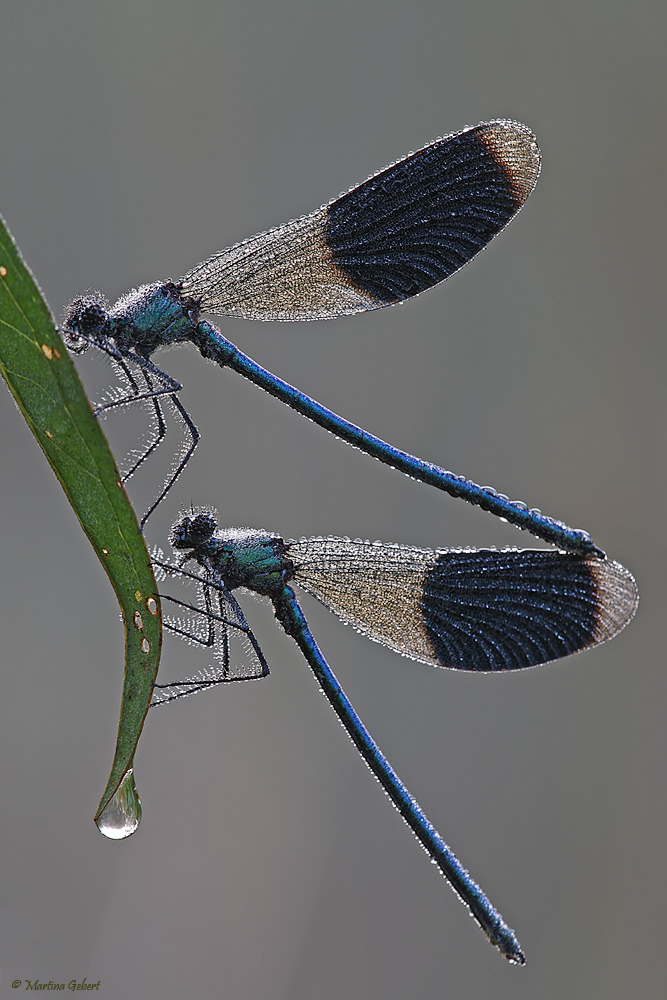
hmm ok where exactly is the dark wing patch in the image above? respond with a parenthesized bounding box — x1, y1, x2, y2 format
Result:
(324, 121, 540, 305)
(420, 550, 637, 671)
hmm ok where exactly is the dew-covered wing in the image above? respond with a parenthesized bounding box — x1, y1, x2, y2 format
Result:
(287, 538, 638, 671)
(180, 121, 540, 321)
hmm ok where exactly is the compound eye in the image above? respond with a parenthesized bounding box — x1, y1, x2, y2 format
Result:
(189, 513, 217, 544)
(169, 516, 193, 549)
(77, 299, 108, 337)
(170, 511, 217, 550)
(62, 294, 109, 345)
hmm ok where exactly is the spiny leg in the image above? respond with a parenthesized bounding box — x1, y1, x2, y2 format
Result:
(151, 560, 269, 705)
(159, 589, 218, 648)
(92, 349, 181, 418)
(88, 346, 200, 529)
(115, 362, 169, 485)
(121, 354, 201, 529)
(78, 349, 172, 492)
(140, 388, 200, 529)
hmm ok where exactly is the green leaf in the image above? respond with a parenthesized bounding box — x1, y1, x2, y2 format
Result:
(0, 212, 161, 836)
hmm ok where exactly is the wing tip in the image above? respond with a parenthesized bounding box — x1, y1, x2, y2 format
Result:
(588, 556, 639, 644)
(476, 119, 542, 204)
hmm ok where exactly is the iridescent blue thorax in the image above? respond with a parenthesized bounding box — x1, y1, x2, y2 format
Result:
(107, 282, 199, 355)
(208, 528, 294, 596)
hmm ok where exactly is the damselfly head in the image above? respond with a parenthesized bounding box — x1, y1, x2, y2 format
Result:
(62, 293, 110, 352)
(170, 509, 218, 551)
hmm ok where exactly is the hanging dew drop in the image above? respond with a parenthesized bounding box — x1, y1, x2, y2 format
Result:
(95, 768, 142, 839)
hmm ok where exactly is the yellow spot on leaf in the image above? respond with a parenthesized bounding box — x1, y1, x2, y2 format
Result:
(135, 590, 142, 603)
(102, 547, 109, 556)
(0, 265, 7, 277)
(41, 344, 53, 360)
(45, 430, 54, 440)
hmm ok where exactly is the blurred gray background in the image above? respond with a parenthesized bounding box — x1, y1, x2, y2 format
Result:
(0, 2, 664, 997)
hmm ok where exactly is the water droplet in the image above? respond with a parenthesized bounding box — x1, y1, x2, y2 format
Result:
(95, 769, 142, 839)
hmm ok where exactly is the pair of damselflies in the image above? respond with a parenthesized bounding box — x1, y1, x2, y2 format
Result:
(63, 121, 638, 963)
